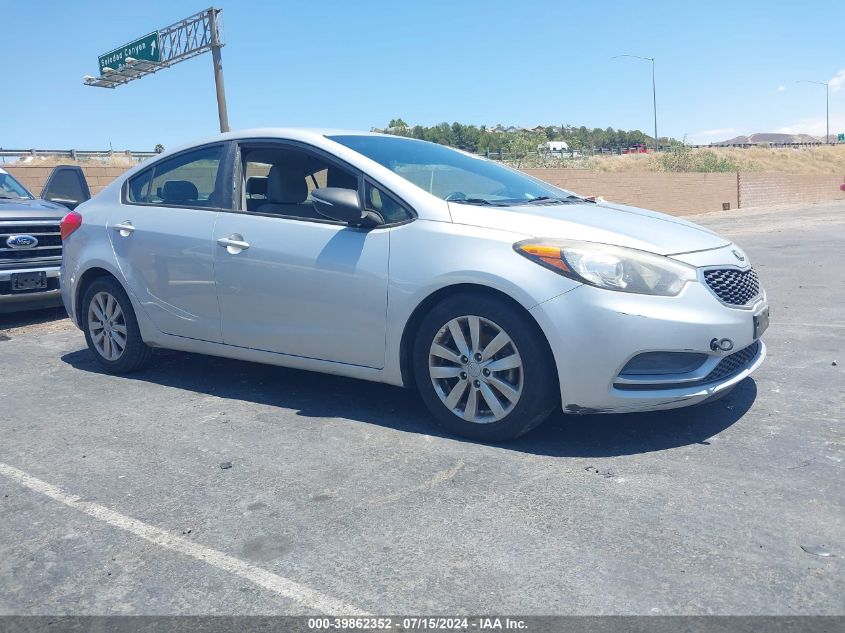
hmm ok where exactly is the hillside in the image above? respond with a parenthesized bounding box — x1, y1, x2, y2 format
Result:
(715, 132, 823, 145)
(585, 144, 845, 173)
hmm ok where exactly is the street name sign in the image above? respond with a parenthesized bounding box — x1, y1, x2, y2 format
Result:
(98, 32, 160, 72)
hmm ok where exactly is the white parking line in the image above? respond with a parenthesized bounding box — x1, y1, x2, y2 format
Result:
(0, 462, 368, 616)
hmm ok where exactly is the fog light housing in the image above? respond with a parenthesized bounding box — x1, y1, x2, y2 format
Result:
(619, 351, 708, 376)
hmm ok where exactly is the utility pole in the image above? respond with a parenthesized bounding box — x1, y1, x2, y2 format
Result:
(651, 59, 658, 152)
(209, 8, 229, 133)
(797, 80, 829, 144)
(612, 54, 658, 152)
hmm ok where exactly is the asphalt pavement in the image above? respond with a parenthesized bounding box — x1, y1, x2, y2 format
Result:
(0, 201, 842, 615)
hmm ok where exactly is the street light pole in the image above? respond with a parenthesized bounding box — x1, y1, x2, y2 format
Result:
(797, 80, 829, 144)
(613, 54, 658, 152)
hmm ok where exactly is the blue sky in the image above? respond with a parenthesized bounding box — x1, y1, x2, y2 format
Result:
(3, 0, 844, 150)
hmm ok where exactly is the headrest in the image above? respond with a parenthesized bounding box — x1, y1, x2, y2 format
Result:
(246, 176, 268, 197)
(326, 168, 358, 190)
(161, 180, 199, 202)
(267, 165, 307, 204)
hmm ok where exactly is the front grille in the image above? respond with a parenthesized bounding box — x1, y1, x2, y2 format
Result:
(0, 220, 62, 266)
(704, 342, 760, 383)
(703, 267, 760, 306)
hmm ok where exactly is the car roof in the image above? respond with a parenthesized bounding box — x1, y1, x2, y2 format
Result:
(150, 128, 390, 164)
(198, 127, 383, 146)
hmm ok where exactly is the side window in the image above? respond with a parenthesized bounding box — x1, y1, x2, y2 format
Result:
(128, 145, 224, 207)
(244, 161, 271, 211)
(365, 181, 412, 223)
(127, 169, 152, 203)
(240, 145, 358, 221)
(40, 166, 91, 210)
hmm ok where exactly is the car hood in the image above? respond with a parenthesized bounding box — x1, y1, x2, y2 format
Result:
(448, 200, 730, 256)
(0, 197, 68, 219)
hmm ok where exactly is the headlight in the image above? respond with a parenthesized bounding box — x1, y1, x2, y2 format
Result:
(514, 239, 697, 296)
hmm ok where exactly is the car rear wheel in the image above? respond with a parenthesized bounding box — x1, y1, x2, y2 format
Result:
(82, 277, 151, 374)
(413, 293, 558, 441)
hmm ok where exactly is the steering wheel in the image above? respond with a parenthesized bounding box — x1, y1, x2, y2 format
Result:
(444, 192, 468, 201)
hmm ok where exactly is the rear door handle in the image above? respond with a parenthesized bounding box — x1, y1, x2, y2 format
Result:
(114, 221, 135, 237)
(217, 234, 250, 253)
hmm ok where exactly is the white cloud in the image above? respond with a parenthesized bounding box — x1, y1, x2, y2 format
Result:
(777, 85, 786, 92)
(777, 114, 845, 138)
(829, 68, 845, 92)
(688, 127, 736, 143)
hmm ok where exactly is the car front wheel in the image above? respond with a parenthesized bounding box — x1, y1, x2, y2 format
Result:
(82, 276, 151, 374)
(413, 293, 558, 441)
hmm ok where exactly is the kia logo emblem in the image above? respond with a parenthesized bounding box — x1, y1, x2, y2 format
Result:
(732, 249, 746, 262)
(6, 234, 38, 249)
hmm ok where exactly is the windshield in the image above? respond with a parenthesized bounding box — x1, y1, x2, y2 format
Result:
(328, 135, 577, 206)
(0, 170, 34, 200)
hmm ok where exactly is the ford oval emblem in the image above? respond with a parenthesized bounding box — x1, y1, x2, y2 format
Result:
(6, 234, 38, 249)
(732, 249, 746, 262)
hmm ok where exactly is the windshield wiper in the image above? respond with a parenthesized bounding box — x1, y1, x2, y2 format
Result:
(454, 197, 492, 205)
(525, 195, 584, 204)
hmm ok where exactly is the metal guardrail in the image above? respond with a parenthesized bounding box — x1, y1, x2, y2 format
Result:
(0, 149, 158, 162)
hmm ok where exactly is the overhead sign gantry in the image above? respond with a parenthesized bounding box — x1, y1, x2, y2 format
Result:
(84, 7, 229, 132)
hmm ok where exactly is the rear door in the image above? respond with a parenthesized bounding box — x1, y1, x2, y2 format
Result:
(110, 143, 232, 343)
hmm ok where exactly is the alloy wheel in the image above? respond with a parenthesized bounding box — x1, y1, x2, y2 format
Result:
(428, 315, 524, 423)
(87, 291, 127, 361)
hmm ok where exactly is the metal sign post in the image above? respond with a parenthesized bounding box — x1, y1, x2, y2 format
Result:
(84, 7, 230, 133)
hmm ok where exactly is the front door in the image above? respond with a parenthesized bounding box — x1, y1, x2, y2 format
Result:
(110, 143, 229, 343)
(213, 142, 389, 368)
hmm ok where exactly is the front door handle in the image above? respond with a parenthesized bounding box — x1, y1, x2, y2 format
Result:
(217, 234, 250, 254)
(114, 221, 135, 237)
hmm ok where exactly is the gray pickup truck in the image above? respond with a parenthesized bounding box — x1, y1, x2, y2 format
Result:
(0, 166, 90, 313)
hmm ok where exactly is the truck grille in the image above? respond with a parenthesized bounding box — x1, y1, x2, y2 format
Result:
(0, 220, 62, 267)
(703, 267, 760, 306)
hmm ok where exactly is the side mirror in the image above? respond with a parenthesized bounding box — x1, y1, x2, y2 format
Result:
(41, 165, 92, 210)
(312, 187, 380, 226)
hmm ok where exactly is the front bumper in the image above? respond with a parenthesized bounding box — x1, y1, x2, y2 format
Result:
(530, 279, 768, 414)
(0, 267, 63, 313)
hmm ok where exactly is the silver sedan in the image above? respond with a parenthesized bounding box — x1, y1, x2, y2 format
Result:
(60, 129, 768, 440)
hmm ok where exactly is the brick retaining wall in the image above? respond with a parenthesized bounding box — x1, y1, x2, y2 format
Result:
(2, 165, 130, 197)
(738, 172, 845, 207)
(4, 164, 844, 215)
(523, 170, 739, 215)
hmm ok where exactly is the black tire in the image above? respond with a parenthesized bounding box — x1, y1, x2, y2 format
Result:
(81, 276, 152, 374)
(413, 292, 558, 441)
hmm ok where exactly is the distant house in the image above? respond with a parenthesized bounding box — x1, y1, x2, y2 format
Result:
(538, 140, 570, 153)
(531, 125, 547, 133)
